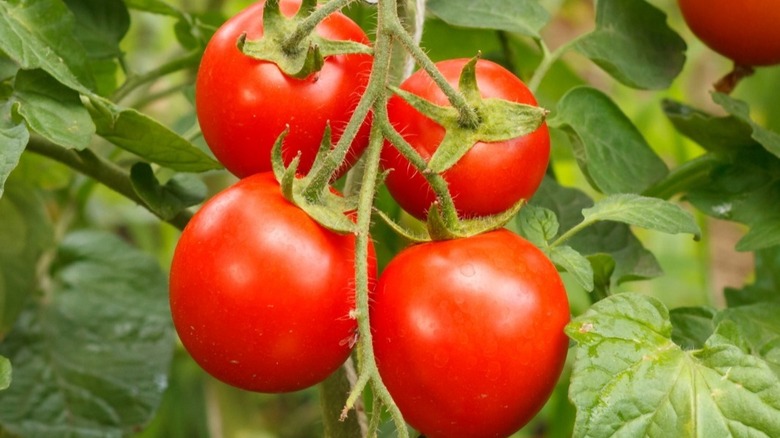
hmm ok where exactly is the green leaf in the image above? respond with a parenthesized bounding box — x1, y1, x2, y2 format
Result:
(567, 293, 780, 438)
(0, 0, 94, 92)
(736, 220, 780, 252)
(0, 54, 19, 82)
(63, 0, 130, 59)
(123, 0, 182, 16)
(0, 117, 29, 198)
(718, 304, 780, 378)
(669, 306, 717, 351)
(550, 87, 668, 194)
(0, 357, 9, 391)
(662, 99, 757, 153)
(514, 204, 559, 247)
(588, 253, 615, 299)
(0, 230, 175, 437)
(426, 0, 550, 39)
(573, 0, 685, 90)
(581, 194, 701, 239)
(11, 69, 94, 150)
(86, 96, 222, 172)
(511, 177, 663, 285)
(713, 92, 780, 159)
(130, 162, 207, 220)
(0, 184, 53, 338)
(550, 245, 593, 292)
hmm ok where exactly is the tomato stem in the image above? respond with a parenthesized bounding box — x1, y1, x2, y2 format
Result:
(112, 50, 202, 103)
(527, 36, 582, 93)
(281, 0, 359, 53)
(713, 63, 755, 95)
(25, 135, 192, 230)
(388, 21, 481, 129)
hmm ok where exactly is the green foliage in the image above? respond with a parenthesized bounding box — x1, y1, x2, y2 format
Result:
(426, 0, 549, 38)
(0, 0, 779, 436)
(0, 231, 174, 437)
(567, 293, 780, 438)
(549, 87, 669, 194)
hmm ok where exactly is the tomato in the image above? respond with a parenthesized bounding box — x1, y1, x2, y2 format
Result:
(371, 230, 569, 438)
(382, 59, 550, 220)
(678, 0, 780, 66)
(196, 0, 373, 178)
(169, 172, 376, 392)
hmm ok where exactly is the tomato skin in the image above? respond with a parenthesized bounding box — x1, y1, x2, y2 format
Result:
(678, 0, 780, 66)
(382, 59, 550, 220)
(371, 230, 569, 438)
(196, 0, 373, 178)
(169, 172, 375, 392)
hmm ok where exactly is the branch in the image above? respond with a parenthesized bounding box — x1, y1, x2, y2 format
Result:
(25, 136, 192, 231)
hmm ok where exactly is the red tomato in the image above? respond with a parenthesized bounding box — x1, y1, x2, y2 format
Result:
(196, 0, 373, 178)
(678, 0, 780, 66)
(169, 172, 375, 392)
(371, 230, 569, 438)
(382, 59, 550, 220)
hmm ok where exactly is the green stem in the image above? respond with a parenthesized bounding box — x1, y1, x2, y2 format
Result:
(527, 37, 580, 93)
(112, 50, 202, 102)
(378, 107, 460, 225)
(319, 360, 366, 437)
(388, 22, 480, 129)
(283, 0, 359, 52)
(25, 136, 191, 231)
(641, 153, 721, 200)
(549, 219, 591, 249)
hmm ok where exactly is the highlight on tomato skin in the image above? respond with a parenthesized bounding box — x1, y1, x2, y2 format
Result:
(381, 58, 550, 221)
(370, 229, 570, 438)
(677, 0, 780, 67)
(195, 0, 373, 179)
(168, 172, 376, 393)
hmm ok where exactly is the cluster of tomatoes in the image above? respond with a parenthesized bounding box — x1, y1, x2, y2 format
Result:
(169, 1, 570, 437)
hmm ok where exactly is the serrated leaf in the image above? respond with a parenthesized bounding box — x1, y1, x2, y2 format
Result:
(713, 92, 780, 159)
(86, 96, 222, 172)
(550, 87, 668, 194)
(0, 0, 94, 92)
(573, 0, 685, 90)
(662, 99, 757, 153)
(130, 162, 206, 220)
(550, 245, 593, 292)
(0, 230, 175, 437)
(567, 293, 780, 438)
(0, 357, 9, 391)
(427, 0, 549, 39)
(0, 184, 53, 337)
(669, 306, 717, 351)
(581, 194, 701, 239)
(11, 69, 94, 150)
(63, 0, 130, 59)
(0, 117, 29, 198)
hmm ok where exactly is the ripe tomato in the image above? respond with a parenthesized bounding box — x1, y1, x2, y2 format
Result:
(382, 58, 550, 220)
(371, 230, 569, 438)
(169, 172, 376, 392)
(196, 0, 373, 178)
(678, 0, 780, 66)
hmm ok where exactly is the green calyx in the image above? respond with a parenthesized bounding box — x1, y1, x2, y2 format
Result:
(389, 56, 548, 174)
(271, 127, 358, 234)
(238, 0, 372, 79)
(378, 198, 527, 243)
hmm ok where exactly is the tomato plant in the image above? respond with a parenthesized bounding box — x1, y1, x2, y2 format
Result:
(196, 0, 372, 178)
(3, 0, 780, 437)
(678, 0, 780, 67)
(371, 230, 570, 438)
(382, 58, 550, 220)
(169, 172, 375, 392)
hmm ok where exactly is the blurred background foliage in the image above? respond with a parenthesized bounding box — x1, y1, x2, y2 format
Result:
(50, 0, 779, 436)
